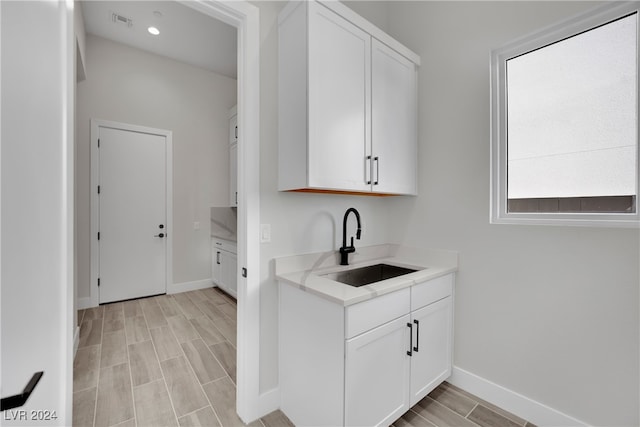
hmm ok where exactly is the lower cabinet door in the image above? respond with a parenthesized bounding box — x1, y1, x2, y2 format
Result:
(345, 314, 411, 427)
(219, 250, 238, 298)
(409, 296, 453, 406)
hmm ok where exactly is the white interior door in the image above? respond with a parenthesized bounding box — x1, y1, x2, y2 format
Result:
(98, 125, 168, 303)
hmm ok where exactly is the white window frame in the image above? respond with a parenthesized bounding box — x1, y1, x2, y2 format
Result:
(490, 1, 640, 228)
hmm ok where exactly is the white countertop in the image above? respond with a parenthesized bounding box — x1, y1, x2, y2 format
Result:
(211, 235, 237, 244)
(275, 244, 458, 306)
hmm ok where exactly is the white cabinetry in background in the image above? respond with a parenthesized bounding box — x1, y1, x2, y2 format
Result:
(278, 0, 420, 195)
(229, 106, 238, 207)
(279, 273, 454, 426)
(211, 238, 237, 298)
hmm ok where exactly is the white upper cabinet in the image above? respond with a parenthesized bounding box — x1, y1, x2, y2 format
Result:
(278, 1, 420, 195)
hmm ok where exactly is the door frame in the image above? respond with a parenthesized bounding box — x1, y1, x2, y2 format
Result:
(90, 120, 173, 305)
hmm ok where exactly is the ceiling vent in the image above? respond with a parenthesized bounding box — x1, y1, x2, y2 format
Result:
(111, 12, 133, 28)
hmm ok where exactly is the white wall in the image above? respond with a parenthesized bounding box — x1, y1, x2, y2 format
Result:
(253, 0, 397, 393)
(384, 2, 639, 425)
(76, 35, 236, 300)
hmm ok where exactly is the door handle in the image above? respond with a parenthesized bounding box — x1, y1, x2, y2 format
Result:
(413, 319, 420, 352)
(406, 322, 413, 356)
(1, 371, 44, 411)
(154, 233, 165, 238)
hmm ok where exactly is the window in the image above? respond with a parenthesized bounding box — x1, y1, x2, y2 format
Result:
(490, 3, 639, 227)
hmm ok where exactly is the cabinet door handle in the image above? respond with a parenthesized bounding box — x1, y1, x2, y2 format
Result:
(365, 155, 372, 185)
(374, 156, 379, 185)
(406, 322, 413, 356)
(216, 251, 221, 265)
(413, 319, 420, 352)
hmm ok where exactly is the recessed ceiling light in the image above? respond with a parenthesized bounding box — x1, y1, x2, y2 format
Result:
(148, 26, 160, 36)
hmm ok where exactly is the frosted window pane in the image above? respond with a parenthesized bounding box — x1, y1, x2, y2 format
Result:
(506, 13, 637, 200)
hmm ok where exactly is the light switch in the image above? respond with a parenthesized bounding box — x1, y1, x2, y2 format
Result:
(193, 221, 200, 230)
(260, 224, 271, 243)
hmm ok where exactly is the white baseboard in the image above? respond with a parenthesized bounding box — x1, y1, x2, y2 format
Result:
(449, 366, 589, 427)
(78, 279, 213, 309)
(74, 326, 80, 358)
(168, 278, 214, 294)
(77, 297, 94, 310)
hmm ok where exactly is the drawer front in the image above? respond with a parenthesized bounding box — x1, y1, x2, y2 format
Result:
(345, 288, 410, 339)
(411, 274, 453, 311)
(212, 238, 237, 254)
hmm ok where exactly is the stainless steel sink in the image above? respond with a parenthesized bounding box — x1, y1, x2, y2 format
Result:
(322, 263, 421, 287)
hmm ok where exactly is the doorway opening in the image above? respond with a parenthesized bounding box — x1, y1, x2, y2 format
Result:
(79, 0, 262, 422)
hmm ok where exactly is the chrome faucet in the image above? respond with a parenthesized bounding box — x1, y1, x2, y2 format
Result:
(339, 208, 362, 265)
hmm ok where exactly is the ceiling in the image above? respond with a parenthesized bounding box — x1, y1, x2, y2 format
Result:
(81, 1, 237, 79)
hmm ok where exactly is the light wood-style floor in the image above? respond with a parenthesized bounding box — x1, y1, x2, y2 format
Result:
(73, 288, 293, 427)
(73, 287, 534, 427)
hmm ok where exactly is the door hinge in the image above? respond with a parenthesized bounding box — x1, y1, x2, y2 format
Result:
(242, 267, 247, 278)
(97, 278, 101, 287)
(97, 185, 101, 194)
(97, 232, 100, 240)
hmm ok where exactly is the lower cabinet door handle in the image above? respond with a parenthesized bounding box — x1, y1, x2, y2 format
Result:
(413, 319, 420, 352)
(406, 322, 413, 356)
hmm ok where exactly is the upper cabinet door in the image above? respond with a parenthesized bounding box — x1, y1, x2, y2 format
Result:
(371, 39, 418, 195)
(307, 3, 371, 192)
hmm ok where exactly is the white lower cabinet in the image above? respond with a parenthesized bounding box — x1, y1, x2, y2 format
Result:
(279, 273, 454, 427)
(345, 314, 411, 427)
(211, 238, 237, 298)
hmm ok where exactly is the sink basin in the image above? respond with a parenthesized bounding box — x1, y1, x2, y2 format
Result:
(322, 263, 421, 287)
